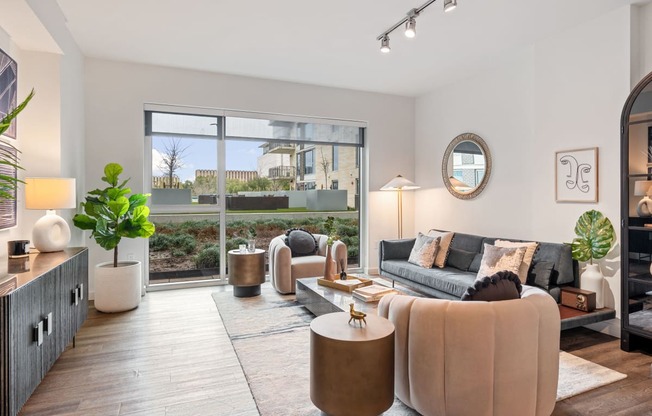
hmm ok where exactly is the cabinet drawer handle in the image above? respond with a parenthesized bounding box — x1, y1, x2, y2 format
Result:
(33, 321, 43, 346)
(44, 312, 53, 336)
(77, 284, 84, 301)
(71, 288, 79, 306)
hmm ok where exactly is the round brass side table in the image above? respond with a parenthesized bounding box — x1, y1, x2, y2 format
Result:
(227, 249, 265, 297)
(310, 312, 395, 416)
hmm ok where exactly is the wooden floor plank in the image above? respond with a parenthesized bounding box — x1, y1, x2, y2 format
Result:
(19, 287, 652, 416)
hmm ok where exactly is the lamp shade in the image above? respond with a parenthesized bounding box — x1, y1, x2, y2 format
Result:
(25, 178, 77, 210)
(380, 175, 420, 191)
(635, 180, 652, 197)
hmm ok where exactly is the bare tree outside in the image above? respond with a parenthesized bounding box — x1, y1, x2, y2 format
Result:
(319, 147, 330, 189)
(158, 139, 190, 188)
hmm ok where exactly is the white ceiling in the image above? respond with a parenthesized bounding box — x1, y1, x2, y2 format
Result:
(51, 0, 637, 97)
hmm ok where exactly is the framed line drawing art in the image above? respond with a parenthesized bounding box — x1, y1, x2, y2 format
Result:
(555, 147, 599, 203)
(0, 47, 18, 139)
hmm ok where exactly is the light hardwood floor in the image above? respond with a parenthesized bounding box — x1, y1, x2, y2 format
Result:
(19, 287, 652, 416)
(20, 286, 258, 416)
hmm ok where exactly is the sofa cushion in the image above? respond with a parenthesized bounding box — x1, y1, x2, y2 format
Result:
(476, 244, 526, 279)
(530, 261, 555, 290)
(461, 271, 522, 301)
(447, 248, 476, 271)
(449, 232, 485, 253)
(533, 242, 575, 285)
(381, 260, 476, 298)
(494, 240, 539, 284)
(290, 255, 326, 279)
(427, 230, 455, 268)
(408, 233, 441, 268)
(285, 228, 318, 257)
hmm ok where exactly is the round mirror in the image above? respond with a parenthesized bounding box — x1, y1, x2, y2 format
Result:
(442, 133, 492, 199)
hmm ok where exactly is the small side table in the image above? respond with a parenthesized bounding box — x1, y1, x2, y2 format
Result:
(310, 312, 395, 416)
(227, 249, 265, 297)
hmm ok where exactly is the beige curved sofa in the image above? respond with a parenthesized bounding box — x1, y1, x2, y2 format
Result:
(378, 286, 560, 416)
(268, 234, 347, 294)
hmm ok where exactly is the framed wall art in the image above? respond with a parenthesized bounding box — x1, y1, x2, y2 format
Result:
(0, 141, 17, 229)
(0, 47, 18, 139)
(555, 147, 599, 203)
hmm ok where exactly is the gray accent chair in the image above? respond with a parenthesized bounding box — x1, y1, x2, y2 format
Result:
(269, 234, 347, 294)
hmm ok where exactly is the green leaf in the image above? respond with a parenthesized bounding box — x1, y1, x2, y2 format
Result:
(72, 214, 97, 231)
(102, 163, 123, 187)
(107, 187, 130, 201)
(132, 205, 150, 223)
(0, 89, 35, 136)
(107, 196, 129, 218)
(572, 210, 616, 262)
(129, 193, 148, 209)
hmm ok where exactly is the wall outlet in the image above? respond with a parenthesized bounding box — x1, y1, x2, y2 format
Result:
(127, 253, 135, 260)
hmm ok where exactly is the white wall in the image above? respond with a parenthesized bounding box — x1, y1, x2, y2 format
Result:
(0, 2, 85, 267)
(84, 59, 415, 292)
(414, 6, 632, 330)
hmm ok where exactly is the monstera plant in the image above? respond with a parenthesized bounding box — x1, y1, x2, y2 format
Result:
(0, 89, 35, 200)
(569, 209, 616, 309)
(569, 210, 616, 264)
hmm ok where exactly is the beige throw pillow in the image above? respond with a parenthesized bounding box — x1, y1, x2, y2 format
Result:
(476, 244, 526, 280)
(494, 240, 539, 284)
(427, 230, 454, 268)
(408, 233, 441, 268)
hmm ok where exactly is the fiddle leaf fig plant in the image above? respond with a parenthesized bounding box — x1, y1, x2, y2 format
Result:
(73, 163, 155, 267)
(0, 89, 35, 200)
(569, 210, 616, 264)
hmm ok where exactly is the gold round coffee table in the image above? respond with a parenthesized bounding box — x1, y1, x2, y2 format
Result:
(310, 312, 395, 416)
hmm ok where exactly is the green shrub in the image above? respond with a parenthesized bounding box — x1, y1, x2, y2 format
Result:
(195, 247, 220, 269)
(226, 237, 248, 252)
(171, 249, 186, 257)
(149, 234, 172, 251)
(169, 233, 196, 254)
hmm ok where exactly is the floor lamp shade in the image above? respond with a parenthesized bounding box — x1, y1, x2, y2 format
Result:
(380, 175, 420, 238)
(25, 178, 77, 252)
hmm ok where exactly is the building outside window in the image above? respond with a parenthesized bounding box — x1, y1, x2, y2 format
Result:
(332, 145, 339, 171)
(331, 179, 339, 190)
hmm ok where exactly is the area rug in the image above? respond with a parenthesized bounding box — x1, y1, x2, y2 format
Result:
(212, 285, 627, 415)
(557, 351, 627, 401)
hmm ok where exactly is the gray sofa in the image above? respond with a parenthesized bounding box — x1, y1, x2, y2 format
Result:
(379, 231, 578, 302)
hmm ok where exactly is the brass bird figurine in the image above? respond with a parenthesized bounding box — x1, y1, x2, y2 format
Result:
(348, 303, 366, 326)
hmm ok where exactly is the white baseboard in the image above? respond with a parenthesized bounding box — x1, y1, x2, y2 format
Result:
(365, 267, 379, 276)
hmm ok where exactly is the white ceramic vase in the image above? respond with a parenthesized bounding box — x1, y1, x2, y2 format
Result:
(580, 263, 604, 309)
(94, 261, 142, 313)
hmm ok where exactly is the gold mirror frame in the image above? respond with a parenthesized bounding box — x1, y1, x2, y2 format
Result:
(441, 133, 492, 200)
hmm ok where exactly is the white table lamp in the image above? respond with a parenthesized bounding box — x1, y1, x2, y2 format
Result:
(634, 180, 652, 217)
(25, 178, 76, 252)
(380, 175, 420, 239)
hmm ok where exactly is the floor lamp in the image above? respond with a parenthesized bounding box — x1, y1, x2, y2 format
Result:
(380, 175, 420, 239)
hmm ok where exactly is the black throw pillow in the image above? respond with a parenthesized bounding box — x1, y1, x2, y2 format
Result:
(529, 261, 555, 290)
(461, 271, 522, 302)
(284, 228, 318, 257)
(446, 248, 476, 271)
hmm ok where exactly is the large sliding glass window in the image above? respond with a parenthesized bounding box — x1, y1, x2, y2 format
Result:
(145, 105, 366, 289)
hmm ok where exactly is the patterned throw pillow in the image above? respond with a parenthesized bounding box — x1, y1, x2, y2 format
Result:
(408, 233, 441, 268)
(476, 244, 526, 280)
(494, 240, 539, 284)
(427, 230, 455, 268)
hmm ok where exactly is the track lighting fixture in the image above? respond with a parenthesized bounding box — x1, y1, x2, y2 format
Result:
(377, 0, 457, 53)
(444, 0, 457, 12)
(380, 35, 391, 53)
(405, 16, 417, 38)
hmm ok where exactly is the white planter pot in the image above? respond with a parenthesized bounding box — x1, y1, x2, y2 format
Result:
(580, 263, 604, 309)
(94, 261, 142, 313)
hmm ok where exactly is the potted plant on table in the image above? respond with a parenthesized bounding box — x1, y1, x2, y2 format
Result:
(73, 163, 155, 313)
(569, 210, 616, 309)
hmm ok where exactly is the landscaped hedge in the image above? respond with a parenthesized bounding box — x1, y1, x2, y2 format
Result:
(150, 216, 360, 272)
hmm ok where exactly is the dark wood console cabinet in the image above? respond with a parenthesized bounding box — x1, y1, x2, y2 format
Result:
(0, 247, 88, 415)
